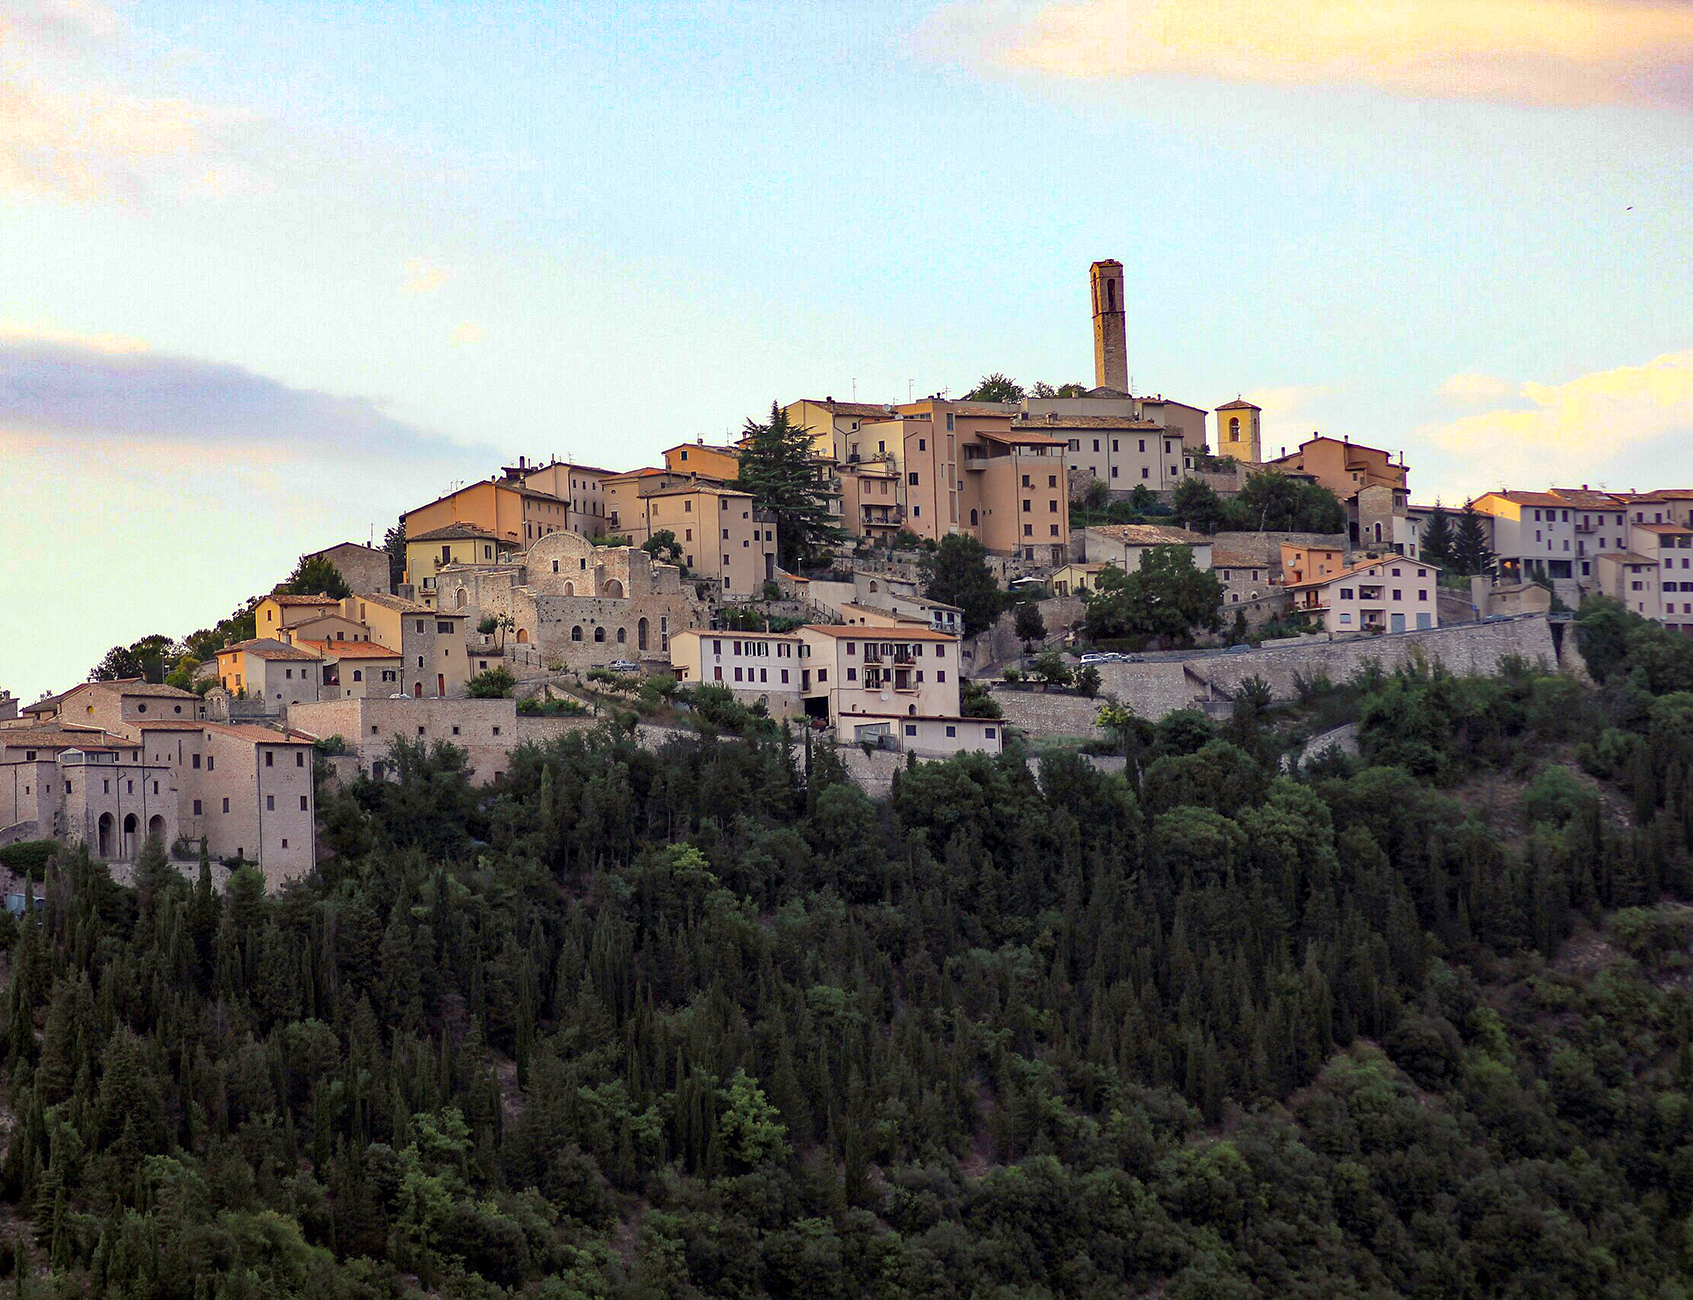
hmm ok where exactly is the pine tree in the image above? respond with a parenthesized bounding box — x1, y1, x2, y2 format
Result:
(1450, 503, 1493, 576)
(734, 402, 843, 570)
(1422, 502, 1454, 568)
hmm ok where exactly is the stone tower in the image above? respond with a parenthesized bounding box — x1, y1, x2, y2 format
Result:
(1215, 398, 1262, 463)
(1090, 260, 1128, 393)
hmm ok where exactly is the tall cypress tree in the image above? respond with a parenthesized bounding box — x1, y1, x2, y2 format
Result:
(1450, 503, 1493, 576)
(734, 402, 843, 571)
(1421, 502, 1454, 568)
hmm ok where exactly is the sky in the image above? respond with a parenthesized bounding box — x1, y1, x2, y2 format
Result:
(2, 0, 1690, 704)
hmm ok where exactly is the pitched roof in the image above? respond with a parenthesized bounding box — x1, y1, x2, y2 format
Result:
(664, 442, 741, 458)
(133, 720, 209, 731)
(1598, 551, 1657, 565)
(642, 483, 753, 500)
(1548, 488, 1626, 508)
(793, 399, 899, 418)
(263, 594, 341, 607)
(221, 638, 321, 662)
(202, 722, 315, 744)
(356, 592, 459, 615)
(1216, 399, 1261, 411)
(306, 541, 385, 558)
(1474, 490, 1566, 508)
(1285, 554, 1442, 590)
(1087, 524, 1210, 546)
(1632, 521, 1693, 535)
(0, 727, 137, 750)
(408, 522, 508, 543)
(801, 624, 958, 642)
(1012, 414, 1163, 430)
(974, 427, 1068, 447)
(293, 639, 402, 659)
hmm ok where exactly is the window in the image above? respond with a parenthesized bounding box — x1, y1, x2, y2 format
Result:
(1049, 500, 1057, 512)
(1340, 588, 1353, 599)
(492, 726, 501, 736)
(300, 796, 308, 811)
(946, 725, 957, 738)
(985, 727, 996, 739)
(452, 725, 460, 736)
(415, 620, 426, 632)
(937, 670, 946, 682)
(193, 800, 202, 815)
(437, 621, 454, 633)
(1022, 499, 1031, 512)
(266, 795, 275, 811)
(847, 667, 857, 681)
(904, 724, 917, 736)
(264, 751, 273, 767)
(222, 798, 229, 813)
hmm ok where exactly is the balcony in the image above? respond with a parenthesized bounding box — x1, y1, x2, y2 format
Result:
(860, 507, 904, 529)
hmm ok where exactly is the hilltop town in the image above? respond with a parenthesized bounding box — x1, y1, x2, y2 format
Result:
(5, 260, 1689, 891)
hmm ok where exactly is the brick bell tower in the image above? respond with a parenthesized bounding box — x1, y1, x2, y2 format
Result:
(1090, 259, 1128, 393)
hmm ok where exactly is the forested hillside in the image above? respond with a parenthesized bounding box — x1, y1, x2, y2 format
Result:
(6, 597, 1693, 1298)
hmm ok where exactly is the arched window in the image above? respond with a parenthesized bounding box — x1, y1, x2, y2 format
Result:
(638, 617, 649, 651)
(1229, 417, 1240, 440)
(1374, 523, 1383, 542)
(1107, 280, 1116, 312)
(571, 626, 583, 642)
(868, 581, 878, 592)
(969, 508, 979, 526)
(593, 626, 606, 642)
(907, 705, 917, 716)
(616, 627, 626, 643)
(562, 581, 574, 595)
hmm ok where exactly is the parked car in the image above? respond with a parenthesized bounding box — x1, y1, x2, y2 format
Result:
(1078, 652, 1120, 665)
(606, 659, 640, 673)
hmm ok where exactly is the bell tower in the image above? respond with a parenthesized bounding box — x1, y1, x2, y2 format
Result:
(1215, 398, 1262, 463)
(1090, 260, 1128, 393)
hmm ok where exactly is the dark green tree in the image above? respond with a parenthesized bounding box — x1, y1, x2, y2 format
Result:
(1013, 602, 1046, 645)
(963, 373, 1024, 403)
(1450, 503, 1494, 576)
(383, 521, 406, 588)
(91, 634, 177, 682)
(735, 403, 843, 569)
(1422, 503, 1454, 568)
(1171, 477, 1230, 533)
(1084, 546, 1224, 644)
(922, 534, 1005, 635)
(279, 553, 352, 599)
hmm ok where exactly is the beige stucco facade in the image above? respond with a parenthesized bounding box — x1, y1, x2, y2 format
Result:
(344, 594, 470, 698)
(1287, 556, 1439, 634)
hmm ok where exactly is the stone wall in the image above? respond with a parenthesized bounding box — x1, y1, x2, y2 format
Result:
(989, 687, 1105, 739)
(963, 595, 1086, 675)
(1088, 615, 1564, 718)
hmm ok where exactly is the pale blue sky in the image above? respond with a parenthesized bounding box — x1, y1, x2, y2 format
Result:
(3, 0, 1690, 703)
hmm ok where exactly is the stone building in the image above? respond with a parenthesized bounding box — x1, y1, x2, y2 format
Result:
(303, 541, 391, 595)
(433, 529, 710, 672)
(2, 682, 316, 888)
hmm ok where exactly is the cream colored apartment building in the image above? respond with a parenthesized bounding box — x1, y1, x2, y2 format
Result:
(1286, 555, 1439, 634)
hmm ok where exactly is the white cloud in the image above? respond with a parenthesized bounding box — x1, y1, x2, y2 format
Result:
(403, 258, 451, 295)
(1420, 349, 1693, 494)
(0, 1, 256, 202)
(1437, 372, 1514, 404)
(917, 0, 1693, 108)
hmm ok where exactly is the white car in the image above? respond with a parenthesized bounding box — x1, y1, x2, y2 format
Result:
(1078, 652, 1117, 665)
(606, 659, 640, 674)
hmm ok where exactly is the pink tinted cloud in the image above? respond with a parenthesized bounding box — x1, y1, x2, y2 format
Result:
(919, 0, 1693, 108)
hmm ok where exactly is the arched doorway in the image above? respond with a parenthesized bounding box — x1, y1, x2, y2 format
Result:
(96, 811, 113, 858)
(454, 589, 467, 609)
(147, 815, 166, 849)
(637, 617, 649, 651)
(413, 682, 423, 698)
(122, 813, 138, 859)
(603, 578, 624, 598)
(516, 628, 530, 643)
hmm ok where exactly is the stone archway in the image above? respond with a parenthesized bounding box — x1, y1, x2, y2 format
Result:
(603, 578, 624, 598)
(147, 814, 166, 848)
(516, 628, 530, 643)
(97, 811, 113, 858)
(122, 812, 138, 859)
